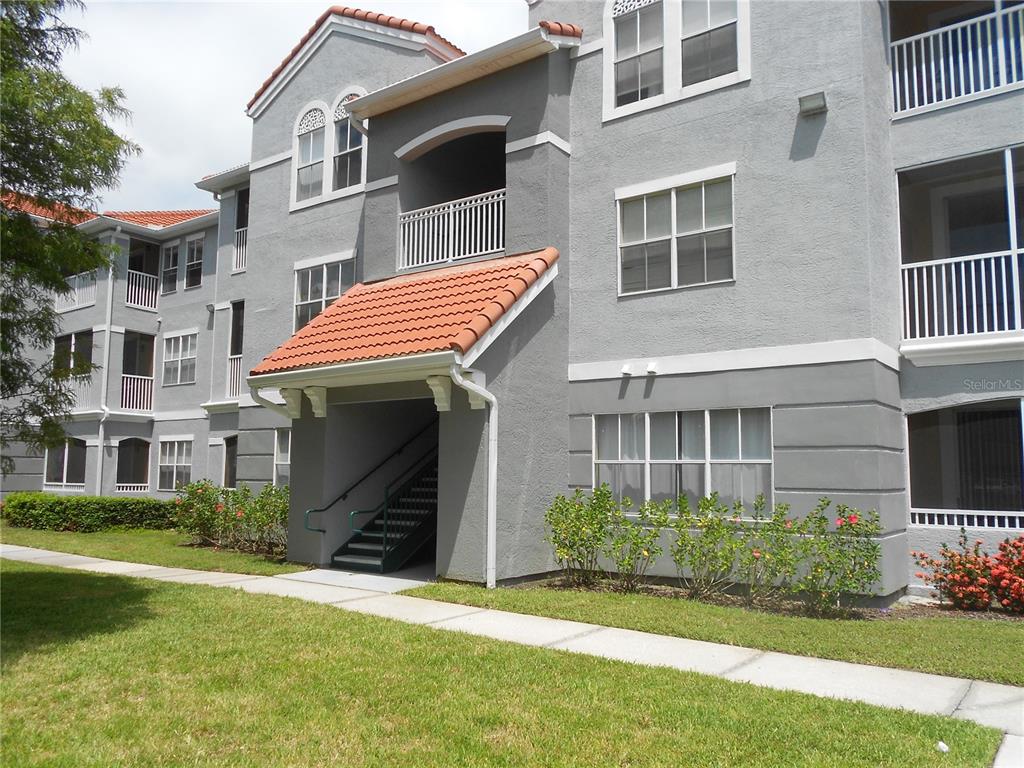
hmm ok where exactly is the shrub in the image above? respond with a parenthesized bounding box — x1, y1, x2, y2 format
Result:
(670, 494, 745, 600)
(604, 497, 671, 592)
(1, 491, 175, 532)
(990, 536, 1024, 614)
(795, 499, 881, 614)
(174, 481, 288, 557)
(736, 496, 802, 607)
(912, 530, 993, 611)
(544, 486, 613, 586)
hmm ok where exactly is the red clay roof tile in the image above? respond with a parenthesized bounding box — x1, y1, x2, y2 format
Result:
(247, 6, 466, 110)
(539, 20, 584, 38)
(250, 248, 559, 376)
(2, 192, 97, 223)
(101, 209, 216, 227)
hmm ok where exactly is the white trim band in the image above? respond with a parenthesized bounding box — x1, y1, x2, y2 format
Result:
(293, 249, 356, 271)
(505, 131, 571, 157)
(615, 162, 737, 200)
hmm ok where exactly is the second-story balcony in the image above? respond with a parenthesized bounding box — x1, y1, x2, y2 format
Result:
(120, 373, 154, 411)
(125, 269, 158, 310)
(55, 271, 97, 313)
(890, 1, 1023, 116)
(398, 188, 506, 270)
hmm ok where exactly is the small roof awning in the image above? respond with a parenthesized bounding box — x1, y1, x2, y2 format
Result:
(247, 248, 559, 410)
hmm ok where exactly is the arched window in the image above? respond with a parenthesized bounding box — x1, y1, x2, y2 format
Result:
(296, 108, 326, 202)
(116, 438, 150, 492)
(332, 94, 364, 192)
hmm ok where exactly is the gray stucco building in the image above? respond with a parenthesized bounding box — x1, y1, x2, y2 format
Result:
(6, 2, 1022, 597)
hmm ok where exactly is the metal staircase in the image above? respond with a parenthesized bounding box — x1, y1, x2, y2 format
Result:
(330, 448, 438, 573)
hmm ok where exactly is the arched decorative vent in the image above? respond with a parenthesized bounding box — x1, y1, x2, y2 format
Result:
(297, 108, 326, 134)
(612, 0, 659, 16)
(333, 93, 361, 121)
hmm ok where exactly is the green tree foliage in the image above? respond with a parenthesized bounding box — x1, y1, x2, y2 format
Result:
(1, 1, 138, 472)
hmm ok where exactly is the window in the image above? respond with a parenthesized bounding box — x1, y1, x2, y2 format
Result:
(274, 428, 291, 487)
(44, 438, 87, 488)
(223, 435, 238, 489)
(185, 237, 203, 289)
(229, 301, 244, 357)
(618, 173, 733, 294)
(116, 438, 150, 490)
(53, 330, 94, 375)
(594, 408, 771, 508)
(235, 187, 249, 231)
(158, 440, 192, 491)
(296, 108, 326, 202)
(681, 0, 738, 87)
(333, 95, 364, 191)
(294, 259, 355, 330)
(161, 244, 178, 294)
(162, 332, 197, 385)
(614, 1, 664, 106)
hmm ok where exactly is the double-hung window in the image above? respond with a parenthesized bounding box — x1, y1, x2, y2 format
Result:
(161, 244, 178, 294)
(333, 96, 363, 191)
(294, 259, 355, 330)
(274, 428, 291, 487)
(296, 109, 326, 202)
(681, 0, 739, 87)
(162, 332, 197, 385)
(618, 170, 734, 295)
(614, 0, 664, 106)
(158, 439, 192, 491)
(185, 237, 203, 288)
(595, 408, 771, 508)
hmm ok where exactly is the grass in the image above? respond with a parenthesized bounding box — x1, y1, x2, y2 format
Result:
(405, 582, 1024, 686)
(1, 560, 1002, 767)
(0, 521, 305, 576)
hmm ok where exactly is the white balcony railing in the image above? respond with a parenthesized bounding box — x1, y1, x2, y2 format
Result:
(227, 354, 243, 398)
(125, 270, 158, 310)
(891, 4, 1024, 115)
(398, 188, 505, 270)
(120, 373, 153, 411)
(115, 483, 149, 493)
(42, 483, 86, 493)
(234, 227, 248, 272)
(55, 272, 98, 312)
(901, 251, 1023, 340)
(69, 376, 95, 411)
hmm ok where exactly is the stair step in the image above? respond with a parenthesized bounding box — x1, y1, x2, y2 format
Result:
(333, 554, 384, 568)
(345, 541, 383, 553)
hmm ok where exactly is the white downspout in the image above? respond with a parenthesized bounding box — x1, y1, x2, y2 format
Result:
(95, 237, 118, 494)
(448, 364, 497, 589)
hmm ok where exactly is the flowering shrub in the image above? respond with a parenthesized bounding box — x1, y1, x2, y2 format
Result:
(671, 494, 745, 599)
(736, 496, 802, 607)
(990, 536, 1024, 613)
(544, 486, 614, 586)
(174, 481, 288, 557)
(604, 498, 671, 592)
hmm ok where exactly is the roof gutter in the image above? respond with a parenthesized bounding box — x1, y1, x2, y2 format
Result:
(246, 350, 458, 390)
(448, 363, 498, 589)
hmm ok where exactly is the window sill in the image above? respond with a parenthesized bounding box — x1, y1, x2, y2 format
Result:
(618, 278, 735, 300)
(162, 381, 197, 388)
(184, 285, 203, 292)
(289, 182, 366, 213)
(604, 70, 750, 123)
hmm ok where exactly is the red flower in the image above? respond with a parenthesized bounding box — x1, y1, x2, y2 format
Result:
(835, 517, 844, 527)
(215, 503, 224, 512)
(174, 498, 182, 505)
(236, 510, 244, 518)
(847, 514, 859, 525)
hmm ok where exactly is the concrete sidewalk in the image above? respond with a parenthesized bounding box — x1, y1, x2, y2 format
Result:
(3, 542, 1022, 763)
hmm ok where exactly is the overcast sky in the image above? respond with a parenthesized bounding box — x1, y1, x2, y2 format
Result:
(61, 1, 528, 212)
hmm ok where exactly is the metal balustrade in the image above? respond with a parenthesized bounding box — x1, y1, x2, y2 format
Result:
(125, 270, 158, 310)
(891, 4, 1024, 114)
(120, 374, 154, 411)
(234, 227, 248, 271)
(227, 354, 243, 398)
(398, 188, 505, 270)
(55, 272, 98, 312)
(901, 251, 1023, 340)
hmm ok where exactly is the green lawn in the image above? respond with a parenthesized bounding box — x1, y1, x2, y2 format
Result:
(0, 522, 305, 576)
(1, 560, 1001, 767)
(406, 582, 1024, 686)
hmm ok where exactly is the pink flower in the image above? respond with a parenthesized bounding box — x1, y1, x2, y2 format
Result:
(236, 510, 244, 518)
(784, 520, 793, 529)
(835, 517, 844, 527)
(215, 503, 224, 513)
(752, 550, 761, 559)
(847, 514, 859, 525)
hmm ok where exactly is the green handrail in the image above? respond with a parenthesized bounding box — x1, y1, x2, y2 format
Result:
(379, 447, 438, 558)
(303, 417, 438, 534)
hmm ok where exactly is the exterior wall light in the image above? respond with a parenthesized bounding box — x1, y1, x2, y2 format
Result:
(798, 91, 828, 116)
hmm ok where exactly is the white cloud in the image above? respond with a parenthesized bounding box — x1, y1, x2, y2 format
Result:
(60, 1, 528, 211)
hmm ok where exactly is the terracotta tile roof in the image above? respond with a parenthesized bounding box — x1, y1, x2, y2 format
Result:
(539, 20, 584, 38)
(251, 248, 559, 376)
(248, 6, 466, 110)
(101, 209, 216, 228)
(1, 192, 96, 223)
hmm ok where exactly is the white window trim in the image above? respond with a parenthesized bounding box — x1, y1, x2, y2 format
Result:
(161, 331, 198, 387)
(293, 258, 355, 331)
(602, 0, 751, 123)
(330, 87, 369, 195)
(592, 409, 774, 507)
(289, 96, 369, 214)
(184, 236, 204, 290)
(157, 437, 193, 492)
(616, 164, 736, 297)
(161, 243, 179, 295)
(293, 249, 355, 272)
(274, 427, 291, 487)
